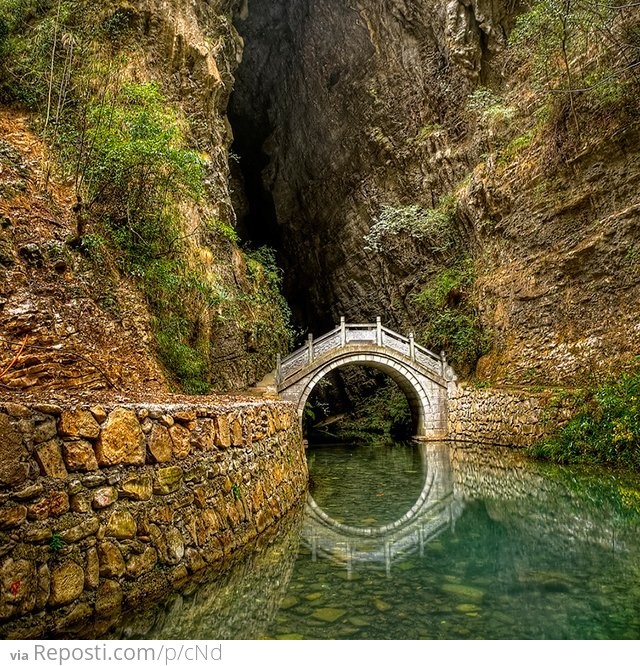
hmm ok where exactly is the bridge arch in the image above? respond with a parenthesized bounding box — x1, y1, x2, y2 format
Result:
(297, 353, 432, 435)
(275, 319, 457, 439)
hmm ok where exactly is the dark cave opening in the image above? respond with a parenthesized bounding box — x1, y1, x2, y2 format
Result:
(227, 110, 281, 251)
(228, 2, 315, 340)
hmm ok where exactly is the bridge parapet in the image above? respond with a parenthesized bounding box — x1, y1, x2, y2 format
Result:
(277, 317, 453, 387)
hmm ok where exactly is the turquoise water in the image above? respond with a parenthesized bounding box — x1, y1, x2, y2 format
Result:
(111, 441, 640, 640)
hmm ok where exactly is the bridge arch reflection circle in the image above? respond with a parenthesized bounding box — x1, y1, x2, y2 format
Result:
(302, 442, 464, 572)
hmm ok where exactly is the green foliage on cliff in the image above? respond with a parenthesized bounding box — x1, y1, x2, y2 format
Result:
(364, 198, 456, 253)
(0, 0, 294, 392)
(241, 245, 294, 360)
(413, 260, 490, 374)
(531, 363, 640, 468)
(467, 87, 516, 123)
(510, 0, 640, 135)
(78, 81, 205, 244)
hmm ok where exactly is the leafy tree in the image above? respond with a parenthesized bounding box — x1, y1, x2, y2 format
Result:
(511, 0, 640, 133)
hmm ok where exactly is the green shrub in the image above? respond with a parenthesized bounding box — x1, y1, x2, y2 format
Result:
(412, 259, 490, 373)
(80, 82, 205, 241)
(364, 197, 456, 253)
(467, 87, 516, 123)
(240, 245, 293, 360)
(530, 363, 640, 469)
(155, 321, 211, 395)
(210, 217, 240, 243)
(306, 378, 412, 444)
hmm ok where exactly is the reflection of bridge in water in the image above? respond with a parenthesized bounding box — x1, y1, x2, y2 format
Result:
(301, 442, 464, 575)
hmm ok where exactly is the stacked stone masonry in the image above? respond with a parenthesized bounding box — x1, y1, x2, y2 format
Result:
(0, 399, 307, 638)
(447, 386, 576, 447)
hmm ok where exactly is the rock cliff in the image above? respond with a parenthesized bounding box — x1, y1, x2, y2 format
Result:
(230, 0, 640, 386)
(1, 0, 638, 395)
(0, 0, 290, 395)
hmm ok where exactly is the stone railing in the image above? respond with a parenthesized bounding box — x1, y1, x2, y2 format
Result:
(0, 399, 307, 638)
(277, 317, 446, 385)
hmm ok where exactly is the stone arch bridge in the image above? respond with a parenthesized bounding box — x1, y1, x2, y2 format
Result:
(276, 318, 457, 439)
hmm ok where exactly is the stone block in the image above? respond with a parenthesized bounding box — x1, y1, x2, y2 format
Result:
(92, 486, 118, 509)
(106, 509, 137, 539)
(0, 414, 29, 486)
(231, 417, 244, 446)
(0, 506, 27, 529)
(85, 547, 99, 590)
(34, 440, 67, 479)
(33, 417, 57, 444)
(95, 580, 122, 616)
(62, 440, 98, 471)
(173, 410, 196, 423)
(0, 558, 36, 620)
(58, 409, 101, 440)
(61, 517, 99, 543)
(3, 403, 31, 418)
(48, 490, 69, 517)
(125, 547, 157, 579)
(191, 419, 216, 451)
(120, 473, 153, 501)
(89, 405, 107, 424)
(12, 483, 43, 501)
(147, 423, 172, 463)
(70, 492, 92, 513)
(216, 414, 231, 448)
(153, 466, 183, 495)
(169, 424, 191, 459)
(98, 541, 125, 578)
(184, 547, 205, 573)
(35, 564, 50, 609)
(149, 505, 173, 524)
(95, 408, 145, 467)
(49, 562, 84, 607)
(154, 526, 184, 565)
(24, 527, 52, 544)
(27, 498, 49, 521)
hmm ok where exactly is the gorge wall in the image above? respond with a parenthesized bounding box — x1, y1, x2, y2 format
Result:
(0, 0, 290, 395)
(0, 398, 306, 638)
(2, 0, 638, 396)
(230, 0, 640, 388)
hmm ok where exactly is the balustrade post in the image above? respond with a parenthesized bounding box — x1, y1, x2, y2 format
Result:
(307, 333, 314, 363)
(409, 333, 416, 361)
(340, 316, 346, 347)
(440, 350, 447, 375)
(376, 316, 382, 346)
(276, 353, 282, 385)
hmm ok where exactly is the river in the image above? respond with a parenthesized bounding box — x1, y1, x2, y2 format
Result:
(105, 440, 640, 640)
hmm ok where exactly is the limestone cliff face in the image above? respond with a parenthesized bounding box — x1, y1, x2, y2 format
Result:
(0, 0, 289, 394)
(231, 0, 640, 386)
(231, 0, 519, 330)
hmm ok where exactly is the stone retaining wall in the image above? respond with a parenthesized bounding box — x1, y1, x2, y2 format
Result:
(0, 399, 307, 638)
(447, 385, 576, 447)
